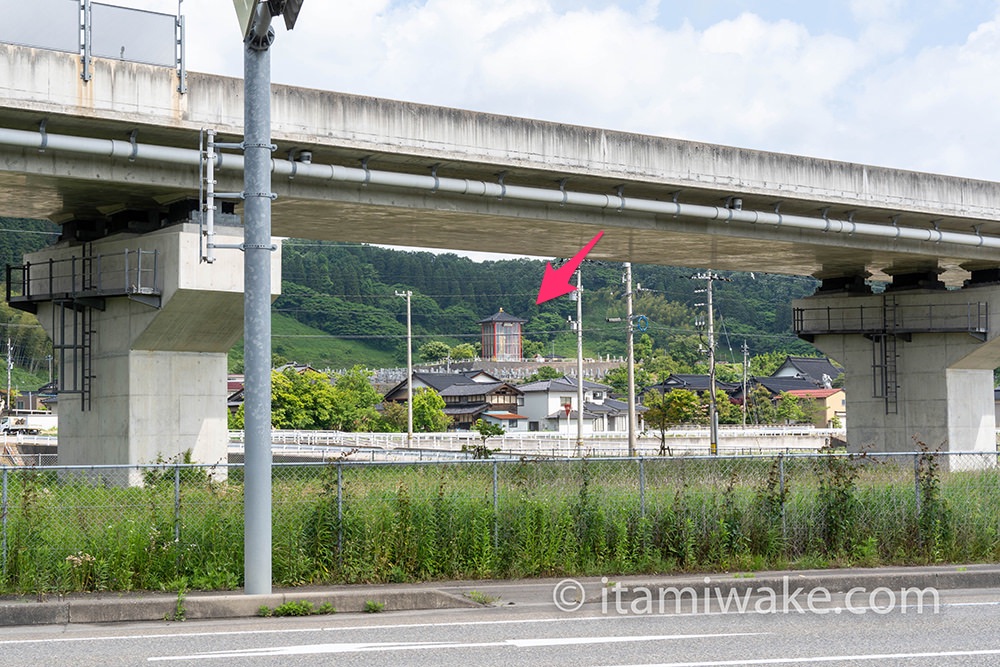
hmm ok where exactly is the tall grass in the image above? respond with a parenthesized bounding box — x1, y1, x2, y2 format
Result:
(1, 454, 999, 594)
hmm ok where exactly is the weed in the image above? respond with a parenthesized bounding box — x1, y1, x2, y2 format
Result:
(271, 600, 315, 616)
(2, 456, 1000, 594)
(166, 585, 186, 622)
(915, 439, 953, 561)
(465, 590, 500, 605)
(813, 446, 865, 555)
(364, 599, 385, 613)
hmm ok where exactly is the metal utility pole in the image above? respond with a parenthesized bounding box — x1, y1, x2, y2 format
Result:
(396, 290, 413, 446)
(624, 263, 637, 457)
(741, 341, 749, 427)
(575, 270, 584, 452)
(233, 0, 305, 597)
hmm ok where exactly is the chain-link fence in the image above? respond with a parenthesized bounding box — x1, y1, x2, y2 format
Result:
(1, 451, 998, 594)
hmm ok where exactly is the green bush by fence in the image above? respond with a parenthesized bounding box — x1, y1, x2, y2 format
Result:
(1, 452, 999, 595)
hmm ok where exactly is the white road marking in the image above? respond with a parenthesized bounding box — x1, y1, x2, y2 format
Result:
(0, 597, 993, 648)
(146, 632, 764, 662)
(599, 647, 1000, 667)
(0, 612, 748, 646)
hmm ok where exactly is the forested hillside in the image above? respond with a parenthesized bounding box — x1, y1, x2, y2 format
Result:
(268, 240, 820, 372)
(0, 219, 62, 387)
(0, 217, 822, 383)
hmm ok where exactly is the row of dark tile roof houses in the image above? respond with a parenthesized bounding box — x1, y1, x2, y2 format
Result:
(224, 356, 845, 434)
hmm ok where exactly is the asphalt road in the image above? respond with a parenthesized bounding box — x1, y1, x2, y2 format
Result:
(1, 585, 999, 666)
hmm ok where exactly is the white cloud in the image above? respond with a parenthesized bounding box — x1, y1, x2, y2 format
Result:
(105, 1, 1000, 180)
(845, 10, 1000, 177)
(849, 0, 904, 24)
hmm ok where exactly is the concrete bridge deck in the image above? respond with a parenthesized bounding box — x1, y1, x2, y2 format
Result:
(2, 44, 1000, 284)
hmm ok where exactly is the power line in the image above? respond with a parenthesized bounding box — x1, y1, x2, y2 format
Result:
(0, 227, 61, 236)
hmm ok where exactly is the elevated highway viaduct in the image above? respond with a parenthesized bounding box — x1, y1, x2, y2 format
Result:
(1, 43, 999, 465)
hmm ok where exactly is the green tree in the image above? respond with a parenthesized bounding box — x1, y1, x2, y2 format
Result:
(228, 404, 244, 430)
(522, 338, 545, 359)
(776, 391, 808, 424)
(466, 418, 505, 458)
(603, 365, 654, 397)
(450, 342, 476, 360)
(749, 351, 789, 377)
(270, 368, 338, 430)
(709, 390, 743, 425)
(665, 389, 703, 425)
(411, 388, 451, 432)
(634, 334, 655, 364)
(521, 366, 562, 384)
(747, 385, 778, 425)
(329, 366, 383, 431)
(642, 390, 670, 453)
(418, 340, 451, 363)
(378, 401, 406, 432)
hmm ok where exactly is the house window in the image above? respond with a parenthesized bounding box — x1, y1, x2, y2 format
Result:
(508, 419, 518, 428)
(593, 392, 603, 400)
(529, 421, 539, 431)
(560, 396, 573, 407)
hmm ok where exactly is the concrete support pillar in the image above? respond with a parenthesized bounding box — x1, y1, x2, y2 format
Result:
(793, 284, 1000, 453)
(24, 222, 280, 468)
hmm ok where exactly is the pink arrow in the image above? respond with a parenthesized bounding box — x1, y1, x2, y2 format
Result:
(535, 231, 605, 305)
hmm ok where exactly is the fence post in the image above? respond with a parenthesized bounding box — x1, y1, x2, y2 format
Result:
(1, 468, 7, 583)
(492, 460, 499, 552)
(913, 452, 921, 517)
(173, 463, 181, 572)
(638, 457, 646, 519)
(779, 454, 786, 544)
(336, 462, 343, 569)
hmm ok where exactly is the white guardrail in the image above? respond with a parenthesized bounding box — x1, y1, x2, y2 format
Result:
(228, 427, 846, 460)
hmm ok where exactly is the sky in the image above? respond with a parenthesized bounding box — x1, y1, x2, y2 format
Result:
(97, 0, 1000, 186)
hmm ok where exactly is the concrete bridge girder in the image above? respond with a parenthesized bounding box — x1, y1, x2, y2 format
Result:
(4, 46, 1000, 287)
(25, 223, 280, 467)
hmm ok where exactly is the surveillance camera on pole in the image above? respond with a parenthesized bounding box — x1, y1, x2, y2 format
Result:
(234, 0, 303, 41)
(232, 0, 305, 597)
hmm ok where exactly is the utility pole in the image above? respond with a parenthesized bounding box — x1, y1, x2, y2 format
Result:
(233, 0, 305, 597)
(624, 263, 637, 457)
(396, 290, 414, 446)
(575, 270, 584, 453)
(705, 272, 717, 456)
(741, 341, 749, 427)
(609, 270, 645, 457)
(692, 270, 730, 455)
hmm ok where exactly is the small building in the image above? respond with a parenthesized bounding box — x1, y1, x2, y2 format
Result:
(479, 309, 526, 362)
(771, 356, 843, 388)
(383, 370, 525, 430)
(648, 374, 740, 395)
(784, 388, 847, 428)
(481, 410, 530, 432)
(518, 375, 642, 434)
